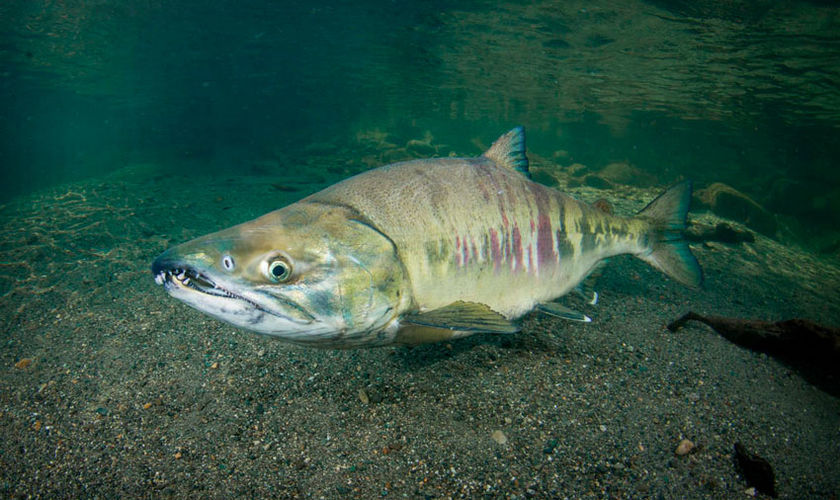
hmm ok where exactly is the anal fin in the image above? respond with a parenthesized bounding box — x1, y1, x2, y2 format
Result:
(402, 301, 519, 334)
(537, 302, 592, 322)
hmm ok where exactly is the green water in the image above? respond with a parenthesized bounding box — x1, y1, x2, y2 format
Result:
(1, 0, 838, 248)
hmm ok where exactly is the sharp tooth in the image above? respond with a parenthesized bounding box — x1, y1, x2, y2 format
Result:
(177, 271, 186, 280)
(155, 274, 163, 285)
(183, 277, 190, 285)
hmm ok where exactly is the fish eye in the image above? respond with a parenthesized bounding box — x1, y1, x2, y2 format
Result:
(221, 255, 235, 271)
(267, 258, 292, 282)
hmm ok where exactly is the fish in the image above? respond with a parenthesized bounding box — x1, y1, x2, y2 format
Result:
(151, 127, 702, 348)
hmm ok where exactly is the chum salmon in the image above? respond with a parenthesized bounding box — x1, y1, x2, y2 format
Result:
(152, 127, 702, 348)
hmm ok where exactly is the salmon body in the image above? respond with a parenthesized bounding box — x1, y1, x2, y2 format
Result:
(152, 128, 701, 348)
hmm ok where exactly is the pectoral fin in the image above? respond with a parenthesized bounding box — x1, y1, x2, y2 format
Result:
(537, 302, 592, 322)
(402, 301, 519, 334)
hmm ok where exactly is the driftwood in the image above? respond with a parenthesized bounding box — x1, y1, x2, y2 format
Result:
(668, 311, 840, 396)
(734, 442, 777, 497)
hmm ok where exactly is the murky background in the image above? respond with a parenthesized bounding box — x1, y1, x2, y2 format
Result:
(1, 0, 838, 249)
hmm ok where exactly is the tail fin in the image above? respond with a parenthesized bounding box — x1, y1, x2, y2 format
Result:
(636, 180, 703, 288)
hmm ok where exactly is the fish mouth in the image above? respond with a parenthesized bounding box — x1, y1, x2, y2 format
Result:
(154, 266, 244, 301)
(151, 261, 314, 324)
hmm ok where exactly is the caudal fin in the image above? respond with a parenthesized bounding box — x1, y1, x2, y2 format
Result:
(636, 180, 703, 288)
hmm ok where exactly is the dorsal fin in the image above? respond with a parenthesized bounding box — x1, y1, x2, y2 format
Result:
(482, 126, 530, 177)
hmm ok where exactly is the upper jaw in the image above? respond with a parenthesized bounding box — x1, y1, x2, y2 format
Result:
(152, 253, 233, 298)
(154, 263, 249, 302)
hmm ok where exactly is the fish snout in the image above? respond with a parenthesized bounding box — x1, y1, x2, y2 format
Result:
(151, 247, 216, 290)
(151, 251, 177, 278)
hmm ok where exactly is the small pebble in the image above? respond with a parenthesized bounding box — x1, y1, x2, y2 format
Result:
(675, 439, 695, 456)
(491, 430, 508, 445)
(15, 358, 32, 369)
(358, 388, 370, 404)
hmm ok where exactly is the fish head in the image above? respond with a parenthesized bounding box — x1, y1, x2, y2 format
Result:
(151, 203, 408, 346)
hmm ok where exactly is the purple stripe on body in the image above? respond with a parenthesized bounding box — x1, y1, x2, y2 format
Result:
(524, 183, 557, 271)
(555, 229, 564, 264)
(462, 235, 470, 266)
(537, 213, 556, 269)
(503, 228, 511, 265)
(512, 226, 523, 272)
(489, 228, 502, 272)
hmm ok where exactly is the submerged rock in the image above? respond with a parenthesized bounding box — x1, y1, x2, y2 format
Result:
(491, 430, 508, 445)
(358, 388, 370, 404)
(675, 439, 695, 456)
(596, 162, 657, 187)
(406, 139, 437, 157)
(552, 150, 570, 161)
(694, 183, 777, 236)
(380, 148, 413, 165)
(567, 163, 589, 177)
(14, 358, 33, 369)
(583, 174, 612, 189)
(685, 222, 754, 245)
